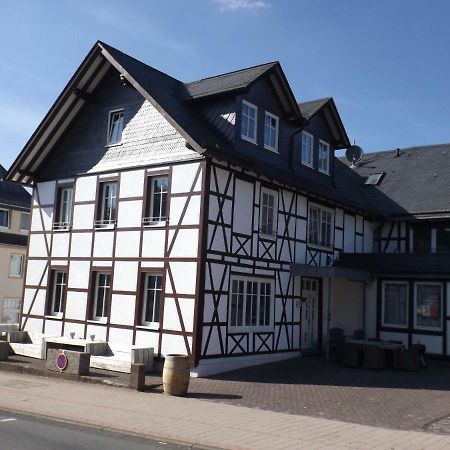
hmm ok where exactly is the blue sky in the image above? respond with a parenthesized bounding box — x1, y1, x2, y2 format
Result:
(1, 0, 450, 168)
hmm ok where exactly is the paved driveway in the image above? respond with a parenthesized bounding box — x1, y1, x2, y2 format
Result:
(176, 356, 450, 432)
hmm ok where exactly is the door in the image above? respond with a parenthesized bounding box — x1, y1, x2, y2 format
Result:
(301, 278, 319, 349)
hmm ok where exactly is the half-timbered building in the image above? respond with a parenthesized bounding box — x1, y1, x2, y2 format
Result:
(5, 42, 449, 376)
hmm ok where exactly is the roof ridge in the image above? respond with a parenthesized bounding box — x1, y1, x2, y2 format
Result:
(365, 142, 450, 157)
(297, 97, 332, 106)
(184, 61, 278, 85)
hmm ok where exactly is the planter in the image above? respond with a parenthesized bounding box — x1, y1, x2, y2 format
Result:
(162, 354, 190, 396)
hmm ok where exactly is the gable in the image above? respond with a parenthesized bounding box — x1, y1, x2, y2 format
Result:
(36, 70, 200, 180)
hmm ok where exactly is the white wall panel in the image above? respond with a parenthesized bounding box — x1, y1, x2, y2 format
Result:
(86, 324, 107, 341)
(110, 294, 136, 326)
(36, 181, 56, 205)
(63, 322, 85, 339)
(115, 231, 140, 258)
(23, 288, 46, 316)
(233, 178, 253, 235)
(70, 232, 93, 258)
(163, 297, 195, 332)
(168, 228, 199, 258)
(344, 214, 355, 252)
(161, 333, 191, 357)
(335, 208, 344, 228)
(117, 200, 143, 228)
(28, 234, 49, 258)
(108, 327, 133, 345)
(135, 330, 159, 351)
(171, 163, 201, 194)
(142, 229, 166, 258)
(26, 260, 48, 286)
(31, 207, 53, 232)
(113, 261, 138, 292)
(52, 232, 70, 258)
(355, 215, 363, 234)
(65, 291, 88, 321)
(72, 204, 95, 230)
(166, 262, 197, 295)
(169, 195, 201, 226)
(363, 220, 374, 253)
(68, 261, 90, 289)
(335, 229, 343, 250)
(75, 176, 97, 202)
(93, 231, 114, 258)
(44, 319, 63, 336)
(119, 169, 145, 198)
(23, 317, 43, 333)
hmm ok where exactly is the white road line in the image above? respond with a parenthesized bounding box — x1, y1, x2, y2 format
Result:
(0, 418, 17, 423)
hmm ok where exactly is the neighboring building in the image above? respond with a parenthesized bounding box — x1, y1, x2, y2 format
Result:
(0, 165, 31, 330)
(4, 42, 449, 376)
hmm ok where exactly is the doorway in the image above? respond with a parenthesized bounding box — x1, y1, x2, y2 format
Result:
(301, 278, 320, 350)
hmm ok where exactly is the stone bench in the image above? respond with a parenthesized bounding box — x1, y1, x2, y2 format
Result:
(43, 336, 107, 358)
(0, 341, 10, 361)
(46, 348, 90, 375)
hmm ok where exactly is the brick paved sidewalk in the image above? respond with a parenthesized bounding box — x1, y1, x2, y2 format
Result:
(0, 371, 449, 450)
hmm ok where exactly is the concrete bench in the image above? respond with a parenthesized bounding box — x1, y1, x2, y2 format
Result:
(90, 344, 154, 373)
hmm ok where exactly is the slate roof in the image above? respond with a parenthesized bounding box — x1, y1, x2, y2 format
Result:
(298, 98, 331, 120)
(343, 144, 450, 217)
(0, 165, 31, 210)
(336, 252, 450, 275)
(184, 62, 278, 100)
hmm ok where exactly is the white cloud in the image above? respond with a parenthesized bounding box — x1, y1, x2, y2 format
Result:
(214, 0, 270, 11)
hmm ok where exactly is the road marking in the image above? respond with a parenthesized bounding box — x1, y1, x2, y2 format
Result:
(0, 418, 17, 423)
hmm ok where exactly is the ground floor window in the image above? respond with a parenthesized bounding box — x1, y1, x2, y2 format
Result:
(2, 298, 21, 324)
(49, 270, 67, 316)
(92, 272, 111, 320)
(414, 282, 442, 330)
(382, 281, 408, 327)
(229, 277, 273, 329)
(141, 273, 162, 325)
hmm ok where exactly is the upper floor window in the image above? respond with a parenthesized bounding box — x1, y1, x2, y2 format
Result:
(95, 181, 117, 228)
(260, 189, 276, 237)
(92, 272, 111, 321)
(48, 270, 66, 317)
(301, 132, 313, 167)
(264, 111, 279, 152)
(54, 186, 73, 230)
(141, 273, 162, 325)
(241, 101, 257, 144)
(9, 254, 24, 278)
(107, 110, 124, 145)
(20, 212, 30, 231)
(308, 204, 333, 248)
(318, 140, 330, 174)
(229, 277, 273, 329)
(0, 208, 10, 229)
(143, 176, 168, 225)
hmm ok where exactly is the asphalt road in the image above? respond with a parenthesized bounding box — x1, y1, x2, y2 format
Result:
(0, 411, 191, 450)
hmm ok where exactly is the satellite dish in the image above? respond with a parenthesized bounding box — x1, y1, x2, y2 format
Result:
(346, 145, 364, 166)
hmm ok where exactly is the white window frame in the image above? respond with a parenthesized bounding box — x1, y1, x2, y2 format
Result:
(318, 140, 330, 174)
(307, 203, 334, 249)
(229, 276, 274, 332)
(381, 280, 409, 329)
(241, 100, 258, 145)
(95, 182, 117, 228)
(54, 186, 73, 230)
(259, 187, 277, 238)
(106, 109, 124, 146)
(0, 208, 10, 229)
(301, 132, 314, 168)
(263, 111, 279, 152)
(414, 282, 443, 331)
(140, 273, 163, 327)
(50, 270, 66, 318)
(9, 254, 24, 278)
(143, 176, 169, 226)
(92, 272, 111, 322)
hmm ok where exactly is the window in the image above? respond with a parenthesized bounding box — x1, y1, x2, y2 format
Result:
(0, 209, 9, 228)
(264, 111, 279, 151)
(241, 101, 257, 144)
(412, 224, 431, 253)
(54, 186, 73, 230)
(318, 140, 330, 174)
(92, 272, 111, 320)
(20, 212, 30, 231)
(382, 281, 408, 327)
(301, 132, 313, 167)
(143, 176, 168, 225)
(9, 254, 23, 278)
(415, 282, 442, 330)
(436, 224, 450, 252)
(107, 110, 124, 145)
(230, 277, 273, 329)
(308, 205, 333, 248)
(49, 270, 66, 317)
(141, 274, 162, 325)
(364, 173, 384, 186)
(2, 298, 21, 325)
(260, 189, 276, 236)
(95, 182, 117, 228)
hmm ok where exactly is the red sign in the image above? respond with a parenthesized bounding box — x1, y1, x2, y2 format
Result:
(56, 353, 68, 371)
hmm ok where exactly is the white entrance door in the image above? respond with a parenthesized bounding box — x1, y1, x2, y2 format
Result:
(301, 279, 319, 349)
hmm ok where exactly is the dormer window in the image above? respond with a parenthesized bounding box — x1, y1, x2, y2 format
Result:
(264, 111, 279, 152)
(107, 110, 124, 145)
(301, 132, 313, 167)
(241, 100, 257, 144)
(318, 140, 330, 174)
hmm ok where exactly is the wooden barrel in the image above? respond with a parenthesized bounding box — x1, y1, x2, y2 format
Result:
(162, 354, 190, 396)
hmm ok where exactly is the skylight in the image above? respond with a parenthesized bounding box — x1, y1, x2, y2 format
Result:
(364, 172, 384, 186)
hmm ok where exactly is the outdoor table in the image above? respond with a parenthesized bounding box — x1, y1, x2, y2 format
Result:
(346, 340, 403, 369)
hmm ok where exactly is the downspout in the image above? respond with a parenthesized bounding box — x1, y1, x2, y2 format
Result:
(326, 276, 332, 361)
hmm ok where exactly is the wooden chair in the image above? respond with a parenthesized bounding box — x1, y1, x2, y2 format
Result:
(363, 345, 386, 370)
(343, 342, 362, 368)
